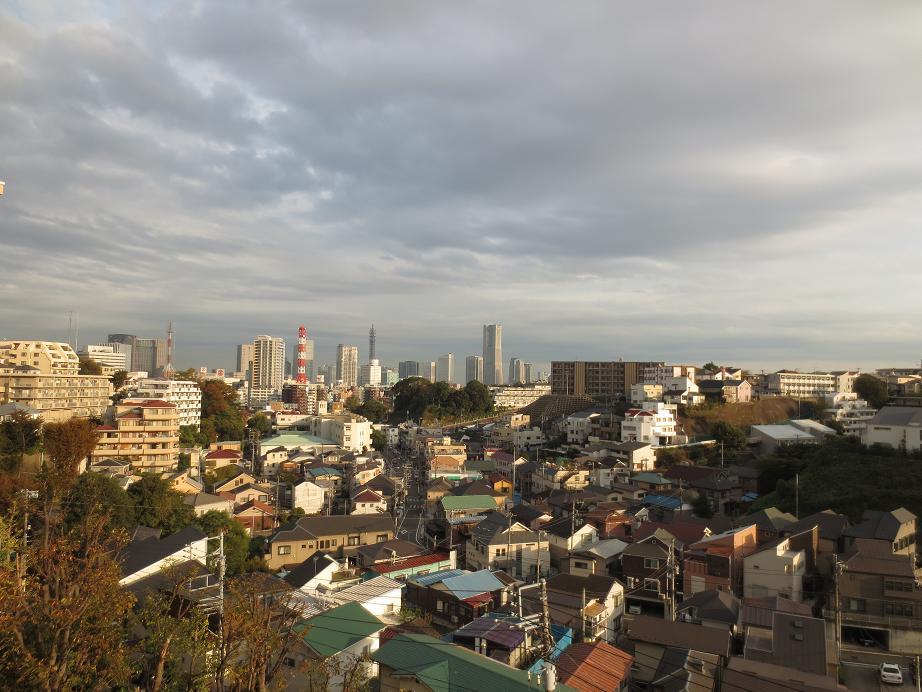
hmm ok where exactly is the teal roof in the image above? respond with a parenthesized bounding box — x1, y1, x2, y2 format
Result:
(631, 472, 671, 485)
(440, 495, 497, 511)
(260, 431, 336, 449)
(295, 602, 384, 658)
(373, 633, 577, 692)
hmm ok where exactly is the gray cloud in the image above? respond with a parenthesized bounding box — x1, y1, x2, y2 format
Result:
(1, 1, 921, 373)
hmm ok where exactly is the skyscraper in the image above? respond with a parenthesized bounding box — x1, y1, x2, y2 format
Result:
(508, 357, 525, 384)
(436, 354, 454, 383)
(107, 333, 164, 374)
(251, 335, 285, 404)
(482, 324, 503, 386)
(465, 355, 484, 384)
(336, 344, 359, 386)
(419, 361, 436, 383)
(236, 343, 254, 379)
(398, 361, 419, 380)
(523, 363, 534, 384)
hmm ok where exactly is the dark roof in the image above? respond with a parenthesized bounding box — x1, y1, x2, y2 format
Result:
(510, 503, 549, 524)
(270, 514, 394, 543)
(632, 521, 705, 546)
(843, 552, 918, 577)
(741, 596, 813, 628)
(546, 573, 619, 601)
(453, 617, 526, 650)
(843, 508, 915, 542)
(471, 510, 538, 546)
(282, 551, 338, 587)
(677, 589, 740, 625)
(781, 509, 849, 542)
(119, 526, 207, 578)
(742, 507, 798, 533)
(447, 479, 500, 497)
(745, 612, 828, 677)
(628, 615, 731, 657)
(540, 514, 594, 539)
(724, 659, 839, 692)
(355, 539, 427, 563)
(867, 406, 922, 427)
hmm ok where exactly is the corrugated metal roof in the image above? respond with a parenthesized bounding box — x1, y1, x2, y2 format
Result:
(409, 568, 467, 586)
(442, 569, 505, 599)
(334, 575, 403, 604)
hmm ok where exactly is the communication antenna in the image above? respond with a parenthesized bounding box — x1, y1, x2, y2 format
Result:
(369, 325, 376, 361)
(164, 322, 175, 378)
(297, 325, 307, 384)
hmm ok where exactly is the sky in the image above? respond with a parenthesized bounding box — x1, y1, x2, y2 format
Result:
(1, 1, 921, 375)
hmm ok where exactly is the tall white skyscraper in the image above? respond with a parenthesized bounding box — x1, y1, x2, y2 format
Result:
(419, 361, 436, 383)
(436, 354, 454, 383)
(251, 335, 285, 404)
(465, 355, 484, 384)
(360, 359, 382, 387)
(336, 344, 359, 386)
(482, 324, 503, 386)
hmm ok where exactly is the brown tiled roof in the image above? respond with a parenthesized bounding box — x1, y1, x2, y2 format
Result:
(628, 614, 730, 657)
(206, 448, 242, 459)
(556, 641, 633, 692)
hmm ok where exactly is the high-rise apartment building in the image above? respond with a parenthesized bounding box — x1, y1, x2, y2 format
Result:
(93, 399, 179, 473)
(236, 343, 255, 378)
(550, 361, 663, 398)
(523, 363, 534, 384)
(108, 334, 166, 375)
(436, 354, 454, 383)
(250, 335, 285, 405)
(336, 344, 359, 387)
(398, 361, 419, 380)
(359, 359, 382, 387)
(78, 345, 130, 374)
(134, 378, 203, 428)
(508, 357, 525, 385)
(382, 368, 399, 386)
(419, 361, 437, 383)
(0, 341, 110, 421)
(482, 324, 503, 386)
(465, 355, 484, 384)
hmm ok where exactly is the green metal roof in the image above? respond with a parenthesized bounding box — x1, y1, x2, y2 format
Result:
(259, 431, 337, 448)
(373, 633, 577, 692)
(295, 601, 384, 658)
(439, 495, 497, 511)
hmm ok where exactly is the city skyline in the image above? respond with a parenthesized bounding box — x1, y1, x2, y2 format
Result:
(2, 3, 922, 371)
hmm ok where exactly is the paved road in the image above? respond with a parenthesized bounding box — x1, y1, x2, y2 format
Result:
(841, 662, 916, 691)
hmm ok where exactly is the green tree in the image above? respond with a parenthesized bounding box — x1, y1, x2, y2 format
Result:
(63, 472, 137, 534)
(702, 361, 718, 372)
(78, 357, 103, 375)
(177, 452, 191, 472)
(692, 493, 713, 518)
(180, 425, 208, 448)
(853, 373, 888, 409)
(200, 380, 244, 441)
(194, 511, 250, 576)
(0, 410, 42, 473)
(710, 421, 747, 451)
(128, 475, 195, 535)
(370, 429, 387, 451)
(204, 464, 245, 489)
(173, 368, 200, 382)
(111, 369, 129, 390)
(40, 418, 100, 542)
(246, 413, 272, 438)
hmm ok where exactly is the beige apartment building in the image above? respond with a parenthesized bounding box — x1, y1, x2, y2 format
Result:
(93, 399, 180, 473)
(0, 340, 110, 421)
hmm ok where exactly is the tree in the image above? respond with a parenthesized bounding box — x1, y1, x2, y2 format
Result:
(78, 357, 103, 375)
(0, 410, 42, 473)
(692, 493, 713, 518)
(128, 475, 195, 535)
(63, 472, 137, 534)
(702, 361, 718, 372)
(178, 452, 192, 472)
(180, 424, 208, 448)
(194, 510, 250, 576)
(111, 369, 129, 390)
(710, 421, 747, 451)
(370, 429, 386, 451)
(173, 368, 200, 382)
(0, 515, 135, 690)
(246, 413, 272, 439)
(200, 380, 244, 442)
(853, 374, 888, 409)
(40, 419, 99, 542)
(205, 464, 245, 490)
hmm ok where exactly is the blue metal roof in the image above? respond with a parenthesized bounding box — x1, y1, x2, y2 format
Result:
(442, 569, 505, 599)
(409, 568, 467, 587)
(643, 494, 683, 510)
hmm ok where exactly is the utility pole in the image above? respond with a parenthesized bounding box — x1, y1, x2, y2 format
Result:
(581, 587, 587, 642)
(664, 539, 676, 621)
(506, 446, 515, 578)
(795, 473, 800, 520)
(539, 579, 555, 658)
(833, 555, 844, 666)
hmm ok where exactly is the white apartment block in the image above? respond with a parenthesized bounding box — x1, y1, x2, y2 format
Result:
(359, 359, 382, 387)
(621, 402, 679, 446)
(303, 413, 373, 452)
(630, 383, 663, 405)
(134, 378, 203, 427)
(436, 354, 454, 383)
(336, 344, 359, 387)
(643, 364, 697, 386)
(824, 393, 877, 436)
(251, 335, 285, 402)
(862, 407, 922, 453)
(490, 383, 551, 409)
(79, 344, 130, 373)
(766, 371, 837, 398)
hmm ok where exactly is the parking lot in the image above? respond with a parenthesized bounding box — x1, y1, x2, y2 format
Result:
(841, 662, 916, 691)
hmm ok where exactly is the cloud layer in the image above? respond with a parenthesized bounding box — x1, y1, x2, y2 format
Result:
(2, 1, 921, 373)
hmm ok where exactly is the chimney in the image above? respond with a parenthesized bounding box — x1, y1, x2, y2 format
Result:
(543, 662, 557, 691)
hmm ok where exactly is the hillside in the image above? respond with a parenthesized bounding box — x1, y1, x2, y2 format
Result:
(680, 397, 802, 437)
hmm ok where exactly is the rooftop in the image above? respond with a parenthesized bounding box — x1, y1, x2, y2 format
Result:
(295, 601, 384, 658)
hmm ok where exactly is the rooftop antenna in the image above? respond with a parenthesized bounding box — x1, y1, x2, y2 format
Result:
(368, 325, 376, 361)
(297, 325, 308, 384)
(66, 311, 79, 349)
(164, 322, 174, 378)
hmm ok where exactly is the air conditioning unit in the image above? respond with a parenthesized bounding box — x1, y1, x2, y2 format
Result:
(792, 633, 804, 641)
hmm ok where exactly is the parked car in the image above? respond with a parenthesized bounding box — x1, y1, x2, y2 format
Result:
(627, 604, 642, 615)
(880, 663, 904, 685)
(856, 629, 877, 647)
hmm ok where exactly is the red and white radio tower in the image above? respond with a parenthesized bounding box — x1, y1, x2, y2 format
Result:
(297, 325, 307, 384)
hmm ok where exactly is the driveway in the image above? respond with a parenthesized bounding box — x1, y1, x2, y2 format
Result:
(841, 662, 915, 691)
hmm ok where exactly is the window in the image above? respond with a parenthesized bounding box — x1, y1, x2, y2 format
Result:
(277, 545, 291, 555)
(348, 535, 360, 546)
(644, 558, 660, 570)
(376, 534, 388, 543)
(884, 603, 914, 617)
(283, 657, 296, 667)
(848, 598, 866, 613)
(644, 578, 660, 593)
(574, 561, 589, 569)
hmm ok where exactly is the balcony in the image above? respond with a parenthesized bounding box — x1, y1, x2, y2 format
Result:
(825, 608, 922, 632)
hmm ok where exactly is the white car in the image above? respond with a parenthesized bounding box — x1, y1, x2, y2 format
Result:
(879, 663, 903, 685)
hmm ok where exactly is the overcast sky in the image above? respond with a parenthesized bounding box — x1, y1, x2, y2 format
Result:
(2, 1, 921, 374)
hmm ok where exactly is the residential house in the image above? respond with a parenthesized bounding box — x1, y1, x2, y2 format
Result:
(834, 552, 922, 652)
(742, 507, 798, 545)
(531, 463, 590, 495)
(698, 379, 752, 403)
(259, 445, 289, 477)
(445, 479, 506, 508)
(627, 615, 731, 691)
(662, 377, 704, 406)
(284, 602, 386, 691)
(630, 382, 663, 404)
(425, 477, 454, 514)
(374, 633, 571, 692)
(202, 447, 243, 472)
(620, 402, 679, 446)
(450, 615, 536, 668)
(233, 500, 275, 534)
(751, 421, 834, 455)
(683, 525, 758, 598)
(404, 569, 515, 628)
(744, 611, 834, 679)
(351, 489, 388, 515)
(332, 575, 404, 619)
(486, 472, 513, 497)
(862, 407, 922, 452)
(676, 589, 740, 631)
(521, 573, 625, 643)
(438, 495, 497, 522)
(266, 515, 395, 569)
(605, 441, 656, 473)
(842, 507, 917, 558)
(621, 529, 678, 613)
(167, 469, 203, 495)
(509, 503, 553, 529)
(290, 479, 327, 514)
(118, 526, 209, 587)
(780, 509, 849, 575)
(183, 492, 233, 517)
(743, 527, 817, 602)
(488, 450, 527, 476)
(630, 472, 672, 493)
(465, 510, 548, 580)
(283, 552, 341, 592)
(566, 538, 628, 578)
(210, 468, 257, 494)
(555, 640, 634, 692)
(723, 658, 839, 692)
(541, 515, 599, 567)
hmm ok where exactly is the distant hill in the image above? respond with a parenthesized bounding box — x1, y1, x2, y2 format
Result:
(680, 397, 802, 437)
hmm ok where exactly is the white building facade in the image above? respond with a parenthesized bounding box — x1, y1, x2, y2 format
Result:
(620, 402, 678, 446)
(134, 378, 203, 427)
